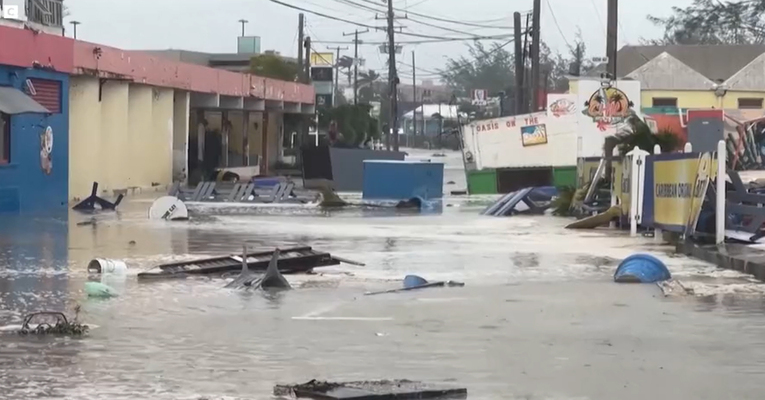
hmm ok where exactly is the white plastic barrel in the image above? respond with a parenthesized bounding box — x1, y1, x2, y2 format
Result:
(149, 196, 189, 221)
(87, 258, 128, 274)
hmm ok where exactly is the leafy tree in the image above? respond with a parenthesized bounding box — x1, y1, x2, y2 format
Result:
(440, 41, 515, 98)
(613, 116, 680, 156)
(647, 0, 765, 44)
(439, 36, 595, 110)
(250, 54, 300, 81)
(317, 104, 379, 146)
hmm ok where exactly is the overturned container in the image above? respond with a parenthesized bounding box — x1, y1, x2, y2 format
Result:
(87, 258, 128, 274)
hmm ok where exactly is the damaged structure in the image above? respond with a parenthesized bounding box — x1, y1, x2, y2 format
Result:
(0, 21, 314, 214)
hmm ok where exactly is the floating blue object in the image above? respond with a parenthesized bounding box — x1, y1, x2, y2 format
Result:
(614, 254, 671, 283)
(403, 275, 428, 288)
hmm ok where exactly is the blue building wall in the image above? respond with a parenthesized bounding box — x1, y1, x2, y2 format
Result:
(0, 66, 69, 214)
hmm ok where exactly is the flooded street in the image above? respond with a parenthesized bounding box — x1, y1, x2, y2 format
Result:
(3, 150, 765, 399)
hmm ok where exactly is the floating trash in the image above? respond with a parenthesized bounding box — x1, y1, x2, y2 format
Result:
(17, 311, 89, 336)
(85, 281, 119, 298)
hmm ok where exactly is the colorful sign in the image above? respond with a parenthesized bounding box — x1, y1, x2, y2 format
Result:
(685, 152, 716, 236)
(547, 94, 576, 117)
(310, 52, 334, 66)
(582, 85, 635, 131)
(520, 124, 548, 147)
(647, 152, 716, 231)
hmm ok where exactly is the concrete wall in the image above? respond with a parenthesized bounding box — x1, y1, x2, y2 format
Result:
(69, 76, 175, 199)
(173, 91, 189, 181)
(0, 66, 69, 213)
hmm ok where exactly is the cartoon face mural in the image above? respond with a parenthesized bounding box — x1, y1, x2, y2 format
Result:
(40, 126, 53, 175)
(582, 86, 634, 131)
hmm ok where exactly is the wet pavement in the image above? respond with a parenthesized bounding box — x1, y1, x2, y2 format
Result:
(2, 150, 765, 399)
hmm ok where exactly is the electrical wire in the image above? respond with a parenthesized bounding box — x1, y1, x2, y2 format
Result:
(545, 0, 572, 51)
(355, 0, 520, 29)
(268, 0, 507, 40)
(313, 33, 515, 45)
(329, 0, 507, 36)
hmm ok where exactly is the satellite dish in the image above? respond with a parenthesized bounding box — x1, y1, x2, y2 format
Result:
(149, 196, 189, 221)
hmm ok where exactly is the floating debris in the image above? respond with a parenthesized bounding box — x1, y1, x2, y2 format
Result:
(225, 247, 292, 290)
(614, 254, 671, 284)
(138, 246, 347, 280)
(365, 275, 465, 296)
(17, 311, 89, 336)
(274, 379, 467, 400)
(84, 281, 119, 298)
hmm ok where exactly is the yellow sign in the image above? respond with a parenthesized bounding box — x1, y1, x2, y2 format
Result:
(620, 157, 631, 216)
(653, 153, 717, 228)
(310, 52, 334, 66)
(686, 152, 717, 235)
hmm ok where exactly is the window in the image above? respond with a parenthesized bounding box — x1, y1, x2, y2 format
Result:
(0, 113, 9, 164)
(738, 98, 764, 109)
(652, 97, 678, 107)
(28, 78, 61, 113)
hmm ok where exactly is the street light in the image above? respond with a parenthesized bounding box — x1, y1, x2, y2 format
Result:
(70, 20, 81, 39)
(238, 19, 248, 37)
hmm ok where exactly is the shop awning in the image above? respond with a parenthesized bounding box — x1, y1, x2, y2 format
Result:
(0, 86, 50, 115)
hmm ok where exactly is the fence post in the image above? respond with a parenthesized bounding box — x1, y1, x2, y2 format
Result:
(716, 140, 726, 246)
(653, 144, 662, 242)
(684, 142, 692, 153)
(610, 146, 619, 228)
(628, 146, 640, 237)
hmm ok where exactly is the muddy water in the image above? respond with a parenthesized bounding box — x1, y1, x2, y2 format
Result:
(2, 150, 765, 399)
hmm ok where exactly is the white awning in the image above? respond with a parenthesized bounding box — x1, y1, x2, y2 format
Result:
(0, 86, 50, 115)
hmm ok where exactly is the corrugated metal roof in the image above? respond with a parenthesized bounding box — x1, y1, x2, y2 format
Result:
(587, 44, 765, 82)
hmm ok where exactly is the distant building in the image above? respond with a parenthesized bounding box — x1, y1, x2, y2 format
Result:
(584, 44, 765, 111)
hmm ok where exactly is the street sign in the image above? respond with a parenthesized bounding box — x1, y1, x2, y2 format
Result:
(592, 56, 609, 63)
(471, 89, 488, 105)
(378, 44, 403, 54)
(311, 66, 333, 82)
(311, 52, 334, 66)
(316, 94, 333, 108)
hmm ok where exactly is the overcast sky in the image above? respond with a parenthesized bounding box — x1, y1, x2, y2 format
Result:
(63, 0, 692, 83)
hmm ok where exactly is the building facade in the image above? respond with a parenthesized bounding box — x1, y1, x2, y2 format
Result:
(0, 66, 69, 213)
(0, 24, 314, 213)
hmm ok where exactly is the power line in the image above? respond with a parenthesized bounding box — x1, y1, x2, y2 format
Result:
(356, 0, 521, 29)
(330, 0, 508, 36)
(545, 0, 572, 51)
(268, 0, 503, 40)
(313, 33, 515, 45)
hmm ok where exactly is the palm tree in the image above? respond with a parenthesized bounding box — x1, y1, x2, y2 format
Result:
(612, 116, 679, 156)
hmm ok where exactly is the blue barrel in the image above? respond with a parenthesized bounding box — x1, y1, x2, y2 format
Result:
(403, 275, 428, 288)
(614, 254, 671, 283)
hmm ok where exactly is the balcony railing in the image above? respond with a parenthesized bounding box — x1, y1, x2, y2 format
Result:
(25, 0, 64, 27)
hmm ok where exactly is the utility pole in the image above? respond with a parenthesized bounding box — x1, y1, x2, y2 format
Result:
(606, 0, 618, 79)
(530, 0, 541, 112)
(304, 36, 312, 83)
(387, 0, 399, 151)
(412, 50, 417, 137)
(70, 21, 81, 39)
(513, 12, 523, 114)
(238, 19, 248, 37)
(327, 45, 348, 106)
(297, 14, 305, 83)
(342, 29, 369, 105)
